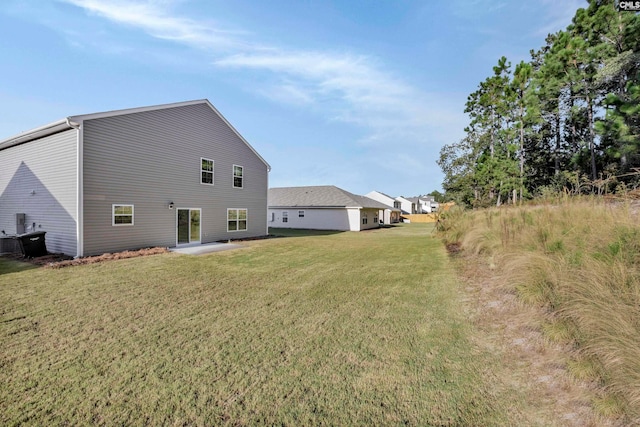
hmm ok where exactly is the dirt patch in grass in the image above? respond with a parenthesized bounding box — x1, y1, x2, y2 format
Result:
(456, 253, 622, 426)
(445, 242, 462, 255)
(1, 247, 169, 269)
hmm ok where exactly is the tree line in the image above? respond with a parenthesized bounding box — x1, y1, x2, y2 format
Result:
(438, 0, 639, 207)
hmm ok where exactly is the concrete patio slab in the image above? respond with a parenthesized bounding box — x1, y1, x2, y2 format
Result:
(169, 242, 245, 255)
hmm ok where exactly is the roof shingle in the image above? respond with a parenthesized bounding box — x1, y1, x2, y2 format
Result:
(268, 185, 391, 210)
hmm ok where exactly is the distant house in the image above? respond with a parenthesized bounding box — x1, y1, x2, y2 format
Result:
(268, 185, 390, 231)
(395, 196, 416, 215)
(0, 99, 270, 257)
(406, 196, 437, 213)
(422, 195, 440, 212)
(364, 190, 402, 224)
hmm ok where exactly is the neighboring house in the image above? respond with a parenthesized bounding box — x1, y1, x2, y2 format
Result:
(422, 195, 440, 212)
(408, 196, 439, 213)
(364, 190, 402, 224)
(395, 196, 416, 215)
(0, 99, 271, 257)
(268, 185, 390, 231)
(407, 197, 424, 213)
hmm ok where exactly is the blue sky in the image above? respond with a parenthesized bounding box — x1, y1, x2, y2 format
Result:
(0, 0, 583, 197)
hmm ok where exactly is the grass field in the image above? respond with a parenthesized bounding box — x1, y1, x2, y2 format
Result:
(0, 224, 509, 426)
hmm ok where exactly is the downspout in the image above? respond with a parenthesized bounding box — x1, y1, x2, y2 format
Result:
(67, 118, 83, 258)
(265, 165, 270, 236)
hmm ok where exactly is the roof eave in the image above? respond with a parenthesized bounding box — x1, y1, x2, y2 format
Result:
(0, 118, 73, 151)
(268, 205, 352, 209)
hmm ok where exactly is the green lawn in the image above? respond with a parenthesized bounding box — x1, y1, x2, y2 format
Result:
(1, 224, 507, 426)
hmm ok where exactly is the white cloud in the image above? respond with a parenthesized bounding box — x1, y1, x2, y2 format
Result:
(58, 0, 464, 194)
(60, 0, 454, 148)
(215, 51, 465, 148)
(258, 83, 315, 106)
(61, 0, 248, 51)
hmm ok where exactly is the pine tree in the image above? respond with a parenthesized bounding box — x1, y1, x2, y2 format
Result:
(438, 0, 640, 204)
(512, 60, 534, 201)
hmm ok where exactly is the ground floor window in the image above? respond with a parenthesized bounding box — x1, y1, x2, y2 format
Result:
(112, 204, 134, 226)
(228, 208, 247, 231)
(282, 211, 288, 223)
(298, 210, 305, 218)
(362, 213, 368, 225)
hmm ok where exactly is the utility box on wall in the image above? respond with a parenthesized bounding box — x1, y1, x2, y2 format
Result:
(16, 213, 26, 235)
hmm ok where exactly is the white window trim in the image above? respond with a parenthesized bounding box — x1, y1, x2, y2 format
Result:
(112, 204, 134, 226)
(201, 157, 214, 186)
(233, 164, 244, 189)
(227, 208, 248, 232)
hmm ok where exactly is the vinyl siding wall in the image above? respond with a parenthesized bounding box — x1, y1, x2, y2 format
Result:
(82, 103, 268, 256)
(268, 207, 380, 232)
(365, 191, 395, 208)
(396, 198, 414, 215)
(0, 129, 78, 255)
(359, 208, 381, 231)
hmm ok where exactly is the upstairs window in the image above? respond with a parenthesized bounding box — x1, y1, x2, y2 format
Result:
(201, 158, 214, 185)
(112, 204, 134, 226)
(233, 165, 244, 188)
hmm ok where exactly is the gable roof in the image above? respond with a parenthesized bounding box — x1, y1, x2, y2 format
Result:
(395, 196, 413, 203)
(409, 195, 436, 203)
(0, 99, 270, 170)
(366, 190, 396, 201)
(269, 186, 391, 210)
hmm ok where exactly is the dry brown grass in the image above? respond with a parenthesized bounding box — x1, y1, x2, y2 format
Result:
(455, 252, 615, 427)
(439, 196, 640, 425)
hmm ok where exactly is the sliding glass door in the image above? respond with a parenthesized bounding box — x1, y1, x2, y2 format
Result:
(177, 208, 201, 245)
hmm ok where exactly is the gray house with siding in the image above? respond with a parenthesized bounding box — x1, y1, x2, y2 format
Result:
(0, 99, 270, 257)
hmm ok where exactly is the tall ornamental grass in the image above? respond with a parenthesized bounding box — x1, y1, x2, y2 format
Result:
(437, 197, 640, 421)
